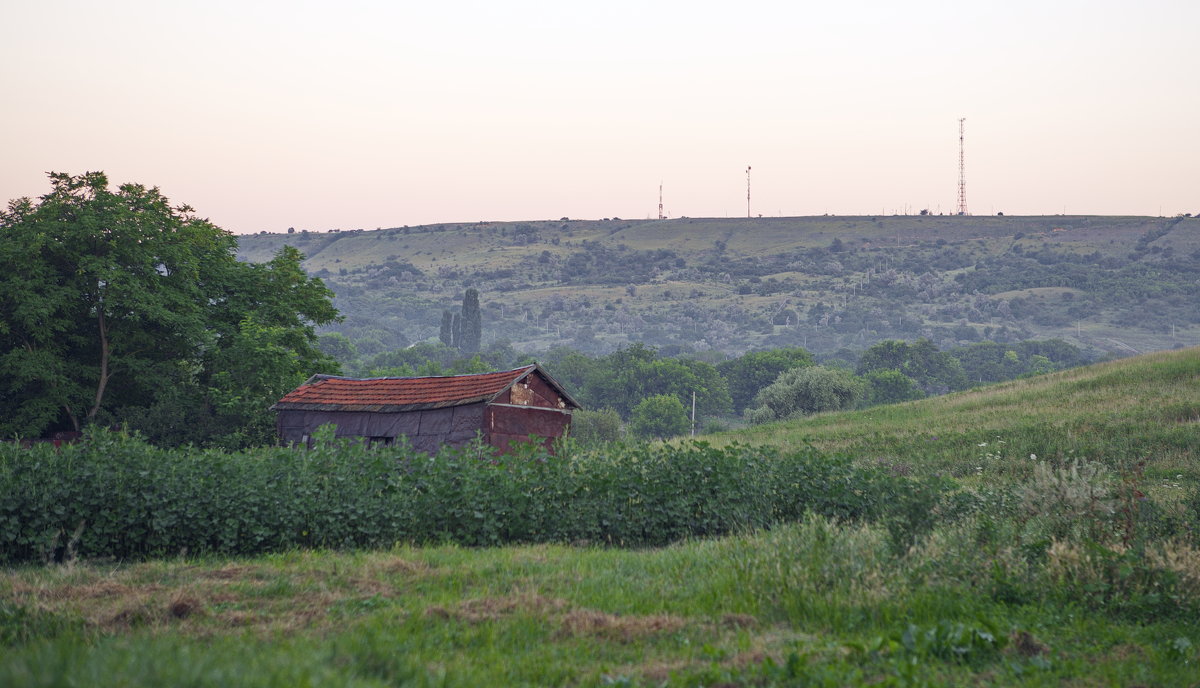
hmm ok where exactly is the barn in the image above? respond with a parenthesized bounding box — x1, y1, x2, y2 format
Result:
(271, 364, 581, 453)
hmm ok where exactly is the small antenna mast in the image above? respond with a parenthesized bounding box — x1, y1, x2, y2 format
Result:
(746, 166, 752, 218)
(658, 182, 665, 220)
(957, 118, 969, 216)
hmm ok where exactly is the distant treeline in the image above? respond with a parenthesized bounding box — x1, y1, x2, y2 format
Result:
(319, 333, 1096, 440)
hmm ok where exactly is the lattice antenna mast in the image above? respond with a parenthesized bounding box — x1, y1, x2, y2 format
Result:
(957, 118, 969, 216)
(658, 182, 665, 220)
(746, 166, 752, 218)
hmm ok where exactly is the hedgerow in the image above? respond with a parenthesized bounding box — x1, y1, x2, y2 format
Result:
(0, 429, 925, 564)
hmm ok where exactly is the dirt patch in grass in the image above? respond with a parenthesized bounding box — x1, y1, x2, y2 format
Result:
(371, 556, 434, 577)
(202, 565, 259, 580)
(169, 595, 203, 619)
(2, 559, 412, 637)
(557, 609, 688, 642)
(720, 613, 758, 629)
(343, 577, 394, 597)
(425, 591, 569, 623)
(423, 592, 699, 643)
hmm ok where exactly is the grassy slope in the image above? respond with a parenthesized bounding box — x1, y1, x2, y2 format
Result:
(238, 215, 1190, 274)
(717, 346, 1200, 484)
(4, 350, 1199, 686)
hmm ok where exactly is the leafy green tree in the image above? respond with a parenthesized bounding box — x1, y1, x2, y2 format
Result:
(856, 338, 968, 394)
(862, 369, 925, 406)
(569, 407, 623, 445)
(0, 172, 339, 444)
(746, 366, 864, 424)
(537, 346, 598, 402)
(717, 347, 813, 413)
(316, 332, 358, 366)
(629, 394, 690, 440)
(1025, 354, 1056, 376)
(448, 355, 492, 375)
(580, 344, 731, 419)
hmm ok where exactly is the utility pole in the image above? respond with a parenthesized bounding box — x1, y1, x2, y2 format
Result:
(658, 182, 665, 220)
(691, 391, 697, 437)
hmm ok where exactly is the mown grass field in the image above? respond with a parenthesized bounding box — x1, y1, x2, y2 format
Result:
(3, 348, 1199, 686)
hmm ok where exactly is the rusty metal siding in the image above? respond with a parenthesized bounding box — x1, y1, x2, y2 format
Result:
(484, 404, 571, 453)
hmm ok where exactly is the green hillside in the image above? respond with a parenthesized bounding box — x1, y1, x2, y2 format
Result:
(718, 346, 1200, 487)
(236, 214, 1200, 358)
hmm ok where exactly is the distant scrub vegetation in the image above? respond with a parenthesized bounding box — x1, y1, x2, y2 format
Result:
(243, 215, 1200, 359)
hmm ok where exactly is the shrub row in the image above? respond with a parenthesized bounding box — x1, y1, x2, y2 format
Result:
(0, 430, 925, 564)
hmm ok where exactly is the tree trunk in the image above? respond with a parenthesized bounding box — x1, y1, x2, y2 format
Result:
(86, 311, 111, 424)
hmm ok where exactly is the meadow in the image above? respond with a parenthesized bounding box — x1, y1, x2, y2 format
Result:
(2, 347, 1199, 686)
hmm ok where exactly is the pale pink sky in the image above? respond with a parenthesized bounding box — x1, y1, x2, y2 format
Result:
(2, 0, 1197, 234)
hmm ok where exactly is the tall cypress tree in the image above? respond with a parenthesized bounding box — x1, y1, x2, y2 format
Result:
(439, 310, 453, 347)
(451, 312, 462, 350)
(461, 288, 482, 354)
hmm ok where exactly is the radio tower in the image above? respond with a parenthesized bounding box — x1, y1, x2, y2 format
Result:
(746, 166, 752, 218)
(956, 118, 969, 216)
(658, 182, 665, 220)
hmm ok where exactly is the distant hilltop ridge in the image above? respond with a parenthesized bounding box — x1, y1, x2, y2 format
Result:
(236, 215, 1200, 358)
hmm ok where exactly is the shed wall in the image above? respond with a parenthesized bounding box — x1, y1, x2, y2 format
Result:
(277, 403, 487, 451)
(496, 372, 568, 409)
(485, 404, 572, 452)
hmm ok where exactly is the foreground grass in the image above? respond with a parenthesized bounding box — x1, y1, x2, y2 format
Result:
(717, 346, 1200, 485)
(4, 518, 1198, 687)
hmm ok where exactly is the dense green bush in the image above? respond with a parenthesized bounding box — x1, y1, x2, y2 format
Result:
(0, 430, 916, 564)
(746, 366, 865, 424)
(566, 407, 623, 445)
(628, 394, 690, 439)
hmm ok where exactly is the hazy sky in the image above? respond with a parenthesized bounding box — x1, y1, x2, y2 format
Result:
(2, 0, 1197, 234)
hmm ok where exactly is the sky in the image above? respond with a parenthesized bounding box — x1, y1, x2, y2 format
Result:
(2, 0, 1197, 234)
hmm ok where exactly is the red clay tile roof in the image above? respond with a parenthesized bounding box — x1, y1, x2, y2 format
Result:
(271, 364, 578, 412)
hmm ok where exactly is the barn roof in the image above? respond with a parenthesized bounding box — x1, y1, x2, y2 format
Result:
(271, 363, 581, 413)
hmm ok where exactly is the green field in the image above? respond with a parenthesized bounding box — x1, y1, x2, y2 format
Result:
(3, 348, 1199, 686)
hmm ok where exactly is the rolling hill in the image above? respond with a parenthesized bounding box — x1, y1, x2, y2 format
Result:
(716, 345, 1200, 487)
(235, 214, 1200, 358)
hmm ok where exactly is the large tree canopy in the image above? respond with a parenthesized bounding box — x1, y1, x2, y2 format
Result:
(0, 172, 340, 446)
